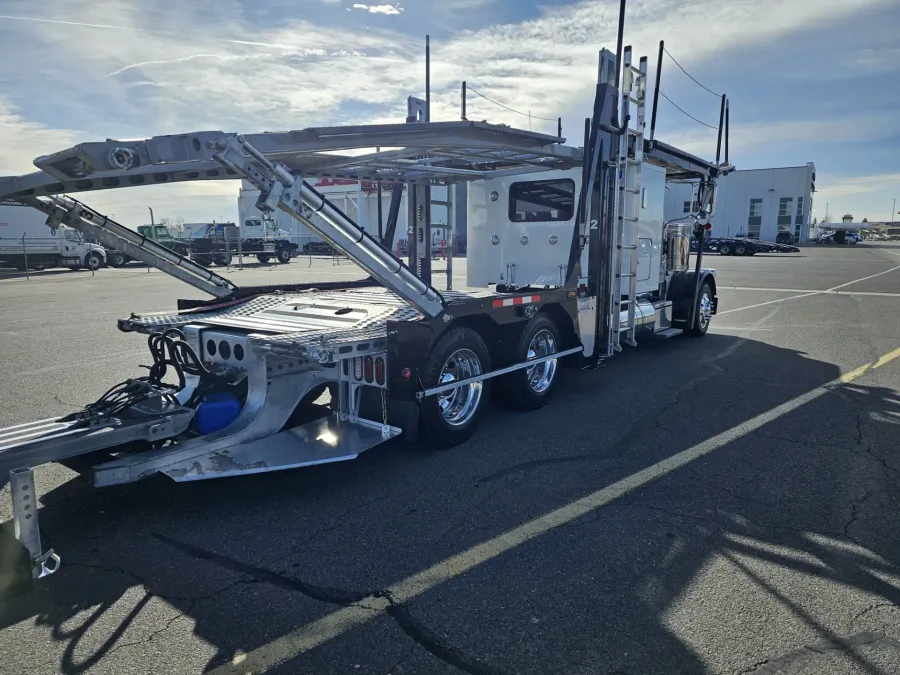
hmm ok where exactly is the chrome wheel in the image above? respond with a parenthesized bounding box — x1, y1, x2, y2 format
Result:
(437, 348, 484, 427)
(525, 329, 558, 394)
(698, 291, 713, 330)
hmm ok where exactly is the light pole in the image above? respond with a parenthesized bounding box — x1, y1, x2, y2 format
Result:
(891, 198, 895, 227)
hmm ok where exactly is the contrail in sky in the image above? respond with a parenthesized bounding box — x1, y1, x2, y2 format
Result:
(0, 15, 298, 49)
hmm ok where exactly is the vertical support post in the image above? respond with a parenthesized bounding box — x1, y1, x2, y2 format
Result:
(148, 207, 154, 225)
(715, 94, 726, 164)
(461, 81, 467, 120)
(446, 187, 453, 290)
(407, 183, 418, 270)
(650, 40, 663, 143)
(558, 117, 562, 138)
(377, 183, 384, 242)
(724, 99, 730, 164)
(425, 35, 431, 123)
(21, 234, 29, 280)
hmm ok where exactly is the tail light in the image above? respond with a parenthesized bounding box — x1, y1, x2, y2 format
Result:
(353, 357, 363, 381)
(375, 357, 385, 385)
(364, 356, 374, 383)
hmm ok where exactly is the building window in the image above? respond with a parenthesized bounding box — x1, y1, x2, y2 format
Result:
(683, 200, 699, 214)
(795, 196, 805, 226)
(747, 198, 762, 237)
(777, 197, 794, 229)
(749, 199, 763, 218)
(509, 179, 575, 222)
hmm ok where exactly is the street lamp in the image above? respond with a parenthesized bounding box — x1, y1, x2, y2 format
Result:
(891, 198, 895, 227)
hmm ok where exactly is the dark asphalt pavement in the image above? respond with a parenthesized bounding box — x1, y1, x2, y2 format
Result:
(1, 244, 899, 675)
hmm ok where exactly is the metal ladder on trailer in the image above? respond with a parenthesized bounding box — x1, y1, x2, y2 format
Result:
(608, 47, 647, 351)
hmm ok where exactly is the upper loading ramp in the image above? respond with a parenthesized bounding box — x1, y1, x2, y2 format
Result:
(0, 121, 583, 317)
(0, 121, 583, 200)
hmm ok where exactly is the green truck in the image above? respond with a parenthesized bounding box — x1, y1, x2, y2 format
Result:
(106, 225, 189, 267)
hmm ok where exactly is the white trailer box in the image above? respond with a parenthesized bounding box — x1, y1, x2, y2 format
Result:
(0, 201, 106, 271)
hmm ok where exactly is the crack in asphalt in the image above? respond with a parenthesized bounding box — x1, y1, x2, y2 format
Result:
(734, 631, 896, 674)
(294, 493, 392, 551)
(153, 533, 375, 605)
(151, 533, 514, 675)
(385, 643, 416, 675)
(843, 488, 885, 549)
(852, 602, 900, 627)
(90, 609, 188, 665)
(380, 591, 514, 675)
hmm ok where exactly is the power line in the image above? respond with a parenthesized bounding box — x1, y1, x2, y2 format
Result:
(663, 47, 721, 97)
(657, 90, 719, 130)
(465, 85, 558, 122)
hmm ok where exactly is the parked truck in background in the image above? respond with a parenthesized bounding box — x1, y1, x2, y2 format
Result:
(186, 219, 298, 265)
(106, 224, 190, 267)
(0, 201, 106, 271)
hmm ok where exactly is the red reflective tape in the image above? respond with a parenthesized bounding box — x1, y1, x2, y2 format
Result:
(492, 299, 504, 308)
(512, 297, 524, 305)
(531, 295, 541, 303)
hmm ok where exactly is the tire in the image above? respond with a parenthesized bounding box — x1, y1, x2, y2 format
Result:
(501, 314, 562, 410)
(84, 251, 103, 271)
(719, 244, 732, 256)
(734, 244, 747, 256)
(216, 253, 232, 267)
(109, 251, 128, 268)
(276, 248, 292, 264)
(689, 282, 714, 337)
(420, 327, 491, 449)
(196, 256, 210, 267)
(256, 254, 272, 264)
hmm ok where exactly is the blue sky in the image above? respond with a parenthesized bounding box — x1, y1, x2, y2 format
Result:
(0, 0, 898, 225)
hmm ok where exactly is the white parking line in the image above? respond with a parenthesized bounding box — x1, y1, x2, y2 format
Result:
(212, 345, 900, 675)
(718, 263, 900, 316)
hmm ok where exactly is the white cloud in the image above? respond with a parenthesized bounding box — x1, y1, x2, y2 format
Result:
(815, 173, 900, 200)
(1, 0, 896, 222)
(662, 112, 897, 160)
(351, 3, 403, 15)
(0, 98, 81, 175)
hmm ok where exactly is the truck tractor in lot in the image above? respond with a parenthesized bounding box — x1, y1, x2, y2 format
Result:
(189, 219, 298, 266)
(0, 6, 734, 596)
(106, 224, 190, 267)
(0, 200, 107, 272)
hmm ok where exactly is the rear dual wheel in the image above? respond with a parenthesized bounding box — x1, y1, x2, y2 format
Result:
(419, 316, 563, 448)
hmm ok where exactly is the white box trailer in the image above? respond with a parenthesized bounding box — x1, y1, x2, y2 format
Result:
(0, 200, 106, 271)
(0, 3, 733, 596)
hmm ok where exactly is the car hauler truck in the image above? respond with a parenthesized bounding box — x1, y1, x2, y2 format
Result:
(0, 9, 732, 595)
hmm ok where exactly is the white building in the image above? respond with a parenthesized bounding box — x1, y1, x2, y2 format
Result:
(238, 179, 466, 252)
(664, 163, 816, 243)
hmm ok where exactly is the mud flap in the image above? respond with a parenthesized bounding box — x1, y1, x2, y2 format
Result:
(0, 525, 33, 600)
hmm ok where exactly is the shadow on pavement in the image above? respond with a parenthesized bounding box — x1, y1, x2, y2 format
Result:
(2, 334, 900, 674)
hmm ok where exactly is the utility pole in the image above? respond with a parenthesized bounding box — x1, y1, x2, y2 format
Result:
(892, 198, 896, 227)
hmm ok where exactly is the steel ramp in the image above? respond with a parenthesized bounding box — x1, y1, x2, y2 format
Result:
(161, 416, 401, 482)
(0, 408, 194, 477)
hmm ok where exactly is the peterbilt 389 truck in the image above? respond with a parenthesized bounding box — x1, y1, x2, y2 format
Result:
(0, 17, 731, 595)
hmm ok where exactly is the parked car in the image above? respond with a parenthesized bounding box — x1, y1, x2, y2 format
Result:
(775, 232, 795, 245)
